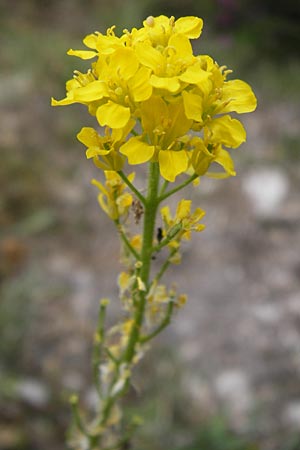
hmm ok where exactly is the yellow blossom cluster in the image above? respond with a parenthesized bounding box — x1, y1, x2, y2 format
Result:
(158, 199, 205, 264)
(52, 15, 257, 182)
(91, 170, 134, 219)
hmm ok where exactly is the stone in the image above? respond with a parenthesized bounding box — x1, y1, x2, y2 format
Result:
(242, 168, 289, 217)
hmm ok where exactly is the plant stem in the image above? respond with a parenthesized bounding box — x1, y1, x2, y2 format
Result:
(153, 248, 177, 284)
(99, 162, 160, 429)
(140, 301, 174, 343)
(92, 302, 107, 394)
(157, 173, 198, 203)
(159, 179, 169, 197)
(124, 162, 160, 361)
(114, 219, 141, 261)
(118, 171, 146, 206)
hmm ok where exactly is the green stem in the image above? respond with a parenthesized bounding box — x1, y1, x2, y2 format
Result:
(70, 396, 87, 436)
(118, 170, 146, 206)
(159, 179, 169, 197)
(114, 220, 141, 261)
(100, 162, 160, 426)
(140, 301, 174, 343)
(158, 173, 198, 203)
(124, 162, 160, 361)
(92, 301, 107, 394)
(153, 247, 178, 284)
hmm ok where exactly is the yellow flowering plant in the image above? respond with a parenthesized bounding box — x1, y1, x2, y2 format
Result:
(52, 15, 256, 450)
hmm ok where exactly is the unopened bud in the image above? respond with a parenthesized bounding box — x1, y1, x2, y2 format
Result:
(145, 16, 155, 27)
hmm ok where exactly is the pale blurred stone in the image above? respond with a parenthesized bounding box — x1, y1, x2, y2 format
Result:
(182, 374, 215, 416)
(214, 370, 253, 428)
(243, 168, 289, 217)
(282, 402, 300, 430)
(17, 378, 49, 407)
(251, 303, 282, 324)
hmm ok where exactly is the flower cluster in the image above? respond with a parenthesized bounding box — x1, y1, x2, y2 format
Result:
(91, 171, 134, 220)
(52, 15, 257, 182)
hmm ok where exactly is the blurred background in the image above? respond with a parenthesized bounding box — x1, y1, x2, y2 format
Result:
(1, 1, 300, 449)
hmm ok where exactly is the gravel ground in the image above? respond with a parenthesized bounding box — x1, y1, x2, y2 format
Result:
(1, 64, 300, 449)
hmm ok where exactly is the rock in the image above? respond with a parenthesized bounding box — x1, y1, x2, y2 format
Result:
(214, 370, 253, 428)
(16, 378, 49, 408)
(182, 374, 215, 417)
(251, 303, 282, 324)
(282, 402, 300, 430)
(242, 168, 289, 218)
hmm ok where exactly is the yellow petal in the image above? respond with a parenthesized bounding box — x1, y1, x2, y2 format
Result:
(160, 205, 172, 225)
(67, 49, 97, 59)
(98, 193, 116, 219)
(120, 137, 155, 164)
(135, 42, 164, 71)
(104, 170, 122, 186)
(117, 192, 133, 210)
(97, 102, 130, 128)
(168, 33, 193, 59)
(158, 150, 188, 182)
(179, 64, 210, 84)
(73, 81, 109, 102)
(214, 147, 236, 176)
(91, 179, 107, 195)
(128, 172, 135, 183)
(110, 47, 139, 80)
(191, 143, 214, 176)
(112, 118, 136, 143)
(127, 67, 153, 102)
(176, 199, 191, 220)
(83, 33, 98, 49)
(175, 16, 203, 39)
(163, 100, 192, 144)
(182, 90, 203, 122)
(141, 96, 168, 135)
(118, 272, 131, 292)
(192, 208, 206, 221)
(51, 94, 75, 106)
(150, 75, 181, 93)
(130, 234, 142, 250)
(221, 79, 257, 113)
(77, 127, 99, 147)
(208, 115, 246, 148)
(86, 148, 110, 158)
(137, 277, 146, 291)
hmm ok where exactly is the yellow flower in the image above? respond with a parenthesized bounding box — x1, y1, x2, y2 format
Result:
(187, 114, 246, 178)
(182, 63, 257, 128)
(120, 96, 192, 181)
(142, 15, 203, 45)
(77, 121, 135, 171)
(91, 171, 134, 220)
(52, 15, 257, 182)
(68, 26, 125, 60)
(175, 294, 188, 308)
(53, 44, 153, 129)
(160, 199, 206, 246)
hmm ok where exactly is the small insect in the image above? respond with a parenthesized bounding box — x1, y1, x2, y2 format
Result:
(156, 227, 163, 243)
(131, 198, 144, 225)
(152, 227, 164, 260)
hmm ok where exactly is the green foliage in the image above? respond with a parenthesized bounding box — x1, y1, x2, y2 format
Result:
(176, 418, 258, 450)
